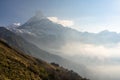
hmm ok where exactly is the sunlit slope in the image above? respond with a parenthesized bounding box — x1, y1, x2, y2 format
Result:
(0, 40, 88, 80)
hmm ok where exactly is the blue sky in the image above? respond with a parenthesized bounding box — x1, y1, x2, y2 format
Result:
(1, 0, 120, 32)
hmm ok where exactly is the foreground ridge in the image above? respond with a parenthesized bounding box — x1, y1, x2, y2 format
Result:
(0, 39, 89, 80)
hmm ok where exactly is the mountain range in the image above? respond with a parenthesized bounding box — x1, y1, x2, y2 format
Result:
(6, 12, 120, 79)
(9, 12, 120, 48)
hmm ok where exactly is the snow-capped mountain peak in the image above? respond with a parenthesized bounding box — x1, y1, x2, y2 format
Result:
(26, 11, 46, 24)
(7, 23, 21, 28)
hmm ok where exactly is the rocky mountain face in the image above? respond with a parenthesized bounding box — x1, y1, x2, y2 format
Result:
(9, 13, 81, 49)
(9, 12, 120, 49)
(0, 39, 89, 80)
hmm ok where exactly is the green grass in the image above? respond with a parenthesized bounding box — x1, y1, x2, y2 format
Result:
(0, 40, 89, 80)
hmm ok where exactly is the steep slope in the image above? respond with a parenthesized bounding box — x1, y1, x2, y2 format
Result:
(0, 27, 35, 53)
(0, 27, 64, 62)
(0, 27, 89, 77)
(0, 27, 61, 60)
(0, 39, 89, 80)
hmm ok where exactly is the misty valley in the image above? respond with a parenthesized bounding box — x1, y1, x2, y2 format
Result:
(1, 12, 119, 80)
(1, 0, 120, 80)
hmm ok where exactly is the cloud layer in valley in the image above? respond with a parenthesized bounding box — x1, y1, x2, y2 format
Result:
(58, 42, 120, 80)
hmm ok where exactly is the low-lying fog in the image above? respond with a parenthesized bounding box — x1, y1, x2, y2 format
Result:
(54, 42, 120, 80)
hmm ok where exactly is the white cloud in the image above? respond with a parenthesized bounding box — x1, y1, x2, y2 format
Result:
(47, 17, 74, 27)
(13, 23, 21, 26)
(60, 42, 120, 64)
(60, 42, 111, 58)
(59, 42, 120, 80)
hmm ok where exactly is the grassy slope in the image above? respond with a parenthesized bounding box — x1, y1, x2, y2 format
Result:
(0, 40, 89, 80)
